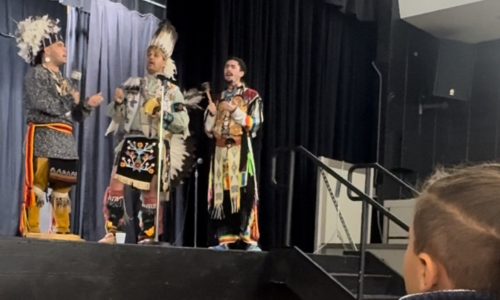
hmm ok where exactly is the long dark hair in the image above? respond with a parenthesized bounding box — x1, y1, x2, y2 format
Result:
(33, 51, 44, 66)
(227, 56, 247, 73)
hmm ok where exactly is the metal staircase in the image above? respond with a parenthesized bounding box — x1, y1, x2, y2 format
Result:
(269, 247, 405, 300)
(312, 251, 405, 299)
(271, 146, 415, 300)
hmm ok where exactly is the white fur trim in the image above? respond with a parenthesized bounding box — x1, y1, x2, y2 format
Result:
(105, 120, 120, 136)
(51, 191, 70, 199)
(122, 77, 142, 90)
(32, 186, 46, 207)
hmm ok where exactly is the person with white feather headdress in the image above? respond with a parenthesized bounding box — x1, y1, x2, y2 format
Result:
(100, 20, 201, 244)
(16, 15, 103, 236)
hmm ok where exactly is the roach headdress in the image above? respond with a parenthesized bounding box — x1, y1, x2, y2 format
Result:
(15, 15, 64, 65)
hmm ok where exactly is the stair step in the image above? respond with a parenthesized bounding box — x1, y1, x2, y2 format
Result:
(307, 252, 406, 298)
(363, 295, 401, 300)
(329, 273, 391, 278)
(308, 254, 362, 274)
(331, 273, 395, 296)
(308, 254, 382, 274)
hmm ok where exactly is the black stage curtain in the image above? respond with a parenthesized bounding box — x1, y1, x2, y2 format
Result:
(324, 0, 376, 21)
(169, 0, 378, 252)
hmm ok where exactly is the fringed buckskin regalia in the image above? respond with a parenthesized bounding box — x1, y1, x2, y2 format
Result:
(100, 20, 200, 244)
(204, 83, 264, 250)
(16, 15, 96, 235)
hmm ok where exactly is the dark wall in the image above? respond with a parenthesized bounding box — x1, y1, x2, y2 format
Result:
(467, 40, 500, 162)
(384, 21, 440, 189)
(382, 20, 500, 199)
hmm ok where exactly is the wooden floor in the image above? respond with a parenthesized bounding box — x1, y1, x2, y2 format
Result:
(24, 233, 84, 242)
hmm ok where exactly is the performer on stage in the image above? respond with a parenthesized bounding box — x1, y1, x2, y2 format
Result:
(16, 15, 103, 235)
(204, 57, 264, 251)
(100, 20, 195, 244)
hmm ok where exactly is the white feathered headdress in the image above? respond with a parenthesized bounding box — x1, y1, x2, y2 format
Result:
(148, 20, 178, 80)
(15, 15, 63, 65)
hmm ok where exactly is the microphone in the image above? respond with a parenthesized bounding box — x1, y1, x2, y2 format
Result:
(70, 70, 82, 92)
(156, 74, 168, 86)
(193, 158, 203, 168)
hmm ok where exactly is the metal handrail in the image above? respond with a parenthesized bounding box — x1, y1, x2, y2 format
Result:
(295, 146, 409, 231)
(294, 146, 409, 300)
(345, 163, 415, 300)
(273, 146, 410, 300)
(347, 163, 419, 201)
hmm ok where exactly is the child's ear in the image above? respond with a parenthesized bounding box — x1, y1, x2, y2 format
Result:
(418, 253, 439, 291)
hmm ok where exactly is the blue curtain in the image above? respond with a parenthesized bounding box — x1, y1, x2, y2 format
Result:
(0, 0, 68, 236)
(61, 0, 166, 19)
(78, 0, 160, 242)
(65, 7, 91, 235)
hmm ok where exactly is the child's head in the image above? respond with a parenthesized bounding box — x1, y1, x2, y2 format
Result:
(403, 164, 500, 295)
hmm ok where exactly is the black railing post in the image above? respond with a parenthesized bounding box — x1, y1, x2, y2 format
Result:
(358, 168, 371, 300)
(285, 150, 296, 247)
(271, 156, 277, 185)
(347, 163, 419, 198)
(296, 147, 409, 232)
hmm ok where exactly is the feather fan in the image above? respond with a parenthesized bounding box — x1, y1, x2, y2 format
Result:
(183, 88, 204, 111)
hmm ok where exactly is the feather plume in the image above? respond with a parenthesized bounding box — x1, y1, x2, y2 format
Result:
(183, 88, 204, 111)
(15, 15, 61, 64)
(149, 20, 178, 79)
(168, 134, 196, 188)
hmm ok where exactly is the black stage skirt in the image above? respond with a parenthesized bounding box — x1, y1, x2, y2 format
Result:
(114, 136, 160, 191)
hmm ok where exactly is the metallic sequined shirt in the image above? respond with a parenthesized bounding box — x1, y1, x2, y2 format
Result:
(23, 65, 93, 159)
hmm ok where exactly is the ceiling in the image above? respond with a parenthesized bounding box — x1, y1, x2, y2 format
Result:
(403, 0, 500, 44)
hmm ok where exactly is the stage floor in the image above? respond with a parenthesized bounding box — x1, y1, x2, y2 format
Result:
(0, 236, 276, 300)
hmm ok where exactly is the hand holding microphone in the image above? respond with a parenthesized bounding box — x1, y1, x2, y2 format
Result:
(71, 90, 80, 105)
(70, 70, 81, 91)
(70, 70, 81, 104)
(70, 70, 103, 107)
